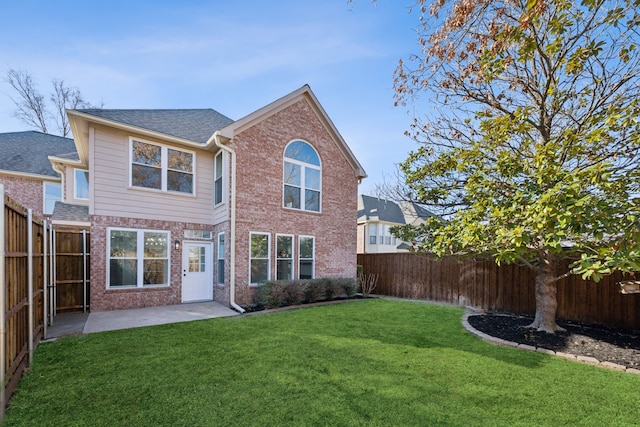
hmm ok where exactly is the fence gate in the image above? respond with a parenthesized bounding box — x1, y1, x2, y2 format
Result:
(52, 229, 90, 314)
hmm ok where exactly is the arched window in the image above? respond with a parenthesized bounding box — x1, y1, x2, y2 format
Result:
(283, 140, 321, 212)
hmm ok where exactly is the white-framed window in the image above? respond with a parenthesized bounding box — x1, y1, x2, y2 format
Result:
(184, 229, 212, 240)
(108, 228, 170, 288)
(369, 224, 377, 245)
(214, 151, 224, 206)
(283, 140, 321, 212)
(43, 182, 61, 215)
(276, 234, 294, 280)
(383, 225, 392, 245)
(250, 232, 270, 284)
(130, 138, 195, 195)
(217, 232, 225, 285)
(299, 235, 315, 279)
(74, 169, 89, 200)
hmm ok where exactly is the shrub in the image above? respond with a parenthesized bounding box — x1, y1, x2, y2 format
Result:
(252, 278, 359, 309)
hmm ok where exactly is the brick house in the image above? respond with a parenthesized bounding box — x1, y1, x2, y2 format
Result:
(55, 84, 366, 311)
(0, 131, 76, 216)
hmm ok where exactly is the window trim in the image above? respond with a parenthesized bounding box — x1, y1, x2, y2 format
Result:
(275, 234, 295, 281)
(128, 137, 196, 196)
(107, 227, 171, 289)
(43, 181, 62, 215)
(249, 232, 271, 285)
(74, 168, 89, 200)
(217, 232, 225, 285)
(282, 140, 322, 213)
(298, 235, 315, 280)
(214, 150, 224, 207)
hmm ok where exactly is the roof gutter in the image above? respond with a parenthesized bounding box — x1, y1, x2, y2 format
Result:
(210, 131, 245, 313)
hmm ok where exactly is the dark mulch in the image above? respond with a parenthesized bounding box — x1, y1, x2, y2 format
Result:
(467, 314, 640, 370)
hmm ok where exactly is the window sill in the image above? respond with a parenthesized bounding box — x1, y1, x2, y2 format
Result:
(127, 186, 196, 198)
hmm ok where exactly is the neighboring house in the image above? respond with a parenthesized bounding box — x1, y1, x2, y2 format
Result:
(51, 84, 367, 311)
(0, 131, 76, 216)
(357, 194, 436, 253)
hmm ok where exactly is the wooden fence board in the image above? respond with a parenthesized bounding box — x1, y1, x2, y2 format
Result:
(358, 252, 640, 330)
(2, 190, 49, 413)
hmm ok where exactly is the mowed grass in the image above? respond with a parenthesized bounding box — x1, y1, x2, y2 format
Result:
(3, 299, 640, 426)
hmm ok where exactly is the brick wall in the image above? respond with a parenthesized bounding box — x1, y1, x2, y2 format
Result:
(90, 215, 220, 311)
(230, 98, 359, 303)
(0, 175, 46, 216)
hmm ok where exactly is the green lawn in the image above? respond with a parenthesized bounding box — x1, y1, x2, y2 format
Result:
(3, 299, 639, 426)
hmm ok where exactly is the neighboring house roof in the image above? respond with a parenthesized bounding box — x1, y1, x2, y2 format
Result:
(51, 202, 90, 224)
(0, 131, 76, 178)
(358, 195, 406, 224)
(74, 109, 234, 144)
(358, 195, 437, 225)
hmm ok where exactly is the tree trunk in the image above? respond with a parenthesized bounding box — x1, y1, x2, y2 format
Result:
(527, 259, 562, 333)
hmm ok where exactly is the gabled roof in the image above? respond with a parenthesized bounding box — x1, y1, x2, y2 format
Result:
(217, 84, 367, 179)
(358, 195, 406, 224)
(75, 109, 234, 144)
(0, 131, 76, 178)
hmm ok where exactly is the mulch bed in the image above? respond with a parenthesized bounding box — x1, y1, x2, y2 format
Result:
(467, 314, 640, 370)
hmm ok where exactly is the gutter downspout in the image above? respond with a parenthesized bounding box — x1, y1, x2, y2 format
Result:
(211, 132, 245, 313)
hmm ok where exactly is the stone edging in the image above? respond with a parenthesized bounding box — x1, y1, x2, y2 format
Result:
(462, 311, 640, 375)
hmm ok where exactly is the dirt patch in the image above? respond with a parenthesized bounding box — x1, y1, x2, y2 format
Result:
(467, 314, 640, 370)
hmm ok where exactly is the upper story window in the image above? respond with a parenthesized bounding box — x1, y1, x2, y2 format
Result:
(369, 224, 377, 245)
(283, 140, 321, 212)
(74, 169, 89, 200)
(43, 182, 61, 214)
(214, 151, 224, 206)
(130, 138, 194, 195)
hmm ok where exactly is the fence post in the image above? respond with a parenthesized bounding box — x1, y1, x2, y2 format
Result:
(43, 220, 48, 339)
(0, 184, 6, 419)
(27, 209, 34, 367)
(83, 230, 87, 313)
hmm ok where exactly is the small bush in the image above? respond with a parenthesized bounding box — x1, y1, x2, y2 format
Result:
(302, 280, 324, 303)
(253, 277, 359, 309)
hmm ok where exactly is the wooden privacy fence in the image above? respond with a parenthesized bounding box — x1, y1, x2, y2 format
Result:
(358, 252, 640, 331)
(0, 185, 48, 417)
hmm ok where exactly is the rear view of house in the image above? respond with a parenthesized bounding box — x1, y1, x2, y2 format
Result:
(55, 85, 366, 311)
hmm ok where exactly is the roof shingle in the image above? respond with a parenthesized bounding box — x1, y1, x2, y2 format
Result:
(76, 109, 234, 143)
(0, 131, 76, 177)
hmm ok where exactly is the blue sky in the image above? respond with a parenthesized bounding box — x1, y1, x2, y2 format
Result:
(0, 0, 422, 195)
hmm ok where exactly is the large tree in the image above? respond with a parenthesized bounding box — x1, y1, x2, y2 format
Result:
(393, 0, 640, 332)
(4, 69, 101, 137)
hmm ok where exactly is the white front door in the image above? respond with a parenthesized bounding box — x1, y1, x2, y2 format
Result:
(182, 242, 213, 302)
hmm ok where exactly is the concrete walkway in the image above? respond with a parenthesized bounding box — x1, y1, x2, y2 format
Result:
(46, 301, 239, 339)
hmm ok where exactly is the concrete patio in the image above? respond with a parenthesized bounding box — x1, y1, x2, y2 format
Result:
(45, 301, 240, 339)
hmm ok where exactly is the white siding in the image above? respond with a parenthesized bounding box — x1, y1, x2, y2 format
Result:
(92, 126, 215, 224)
